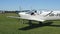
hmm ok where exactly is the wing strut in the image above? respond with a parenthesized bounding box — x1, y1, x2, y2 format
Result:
(45, 11, 53, 16)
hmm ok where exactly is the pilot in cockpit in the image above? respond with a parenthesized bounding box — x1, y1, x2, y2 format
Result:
(31, 10, 37, 15)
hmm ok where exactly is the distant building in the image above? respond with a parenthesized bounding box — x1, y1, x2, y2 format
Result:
(5, 11, 16, 13)
(0, 10, 5, 13)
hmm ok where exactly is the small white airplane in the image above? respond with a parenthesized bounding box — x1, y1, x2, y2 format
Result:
(7, 10, 60, 25)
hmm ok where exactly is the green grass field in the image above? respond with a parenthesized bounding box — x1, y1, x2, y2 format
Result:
(0, 13, 60, 34)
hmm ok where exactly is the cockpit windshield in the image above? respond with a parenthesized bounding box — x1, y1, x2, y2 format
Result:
(26, 10, 37, 14)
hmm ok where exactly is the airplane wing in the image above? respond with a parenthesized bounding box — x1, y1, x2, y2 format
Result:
(7, 16, 45, 22)
(7, 16, 20, 18)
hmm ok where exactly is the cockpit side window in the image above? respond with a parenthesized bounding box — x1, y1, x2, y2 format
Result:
(35, 10, 37, 13)
(31, 12, 34, 15)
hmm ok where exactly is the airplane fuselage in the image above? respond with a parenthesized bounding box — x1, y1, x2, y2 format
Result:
(19, 10, 60, 22)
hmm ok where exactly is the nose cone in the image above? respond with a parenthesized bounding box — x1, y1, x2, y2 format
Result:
(18, 12, 27, 17)
(19, 12, 26, 15)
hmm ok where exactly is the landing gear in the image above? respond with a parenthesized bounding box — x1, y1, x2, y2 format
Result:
(39, 22, 43, 24)
(28, 20, 32, 26)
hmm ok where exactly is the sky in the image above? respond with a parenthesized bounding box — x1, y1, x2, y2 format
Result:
(0, 0, 60, 11)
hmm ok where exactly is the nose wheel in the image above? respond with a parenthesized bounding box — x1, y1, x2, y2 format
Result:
(28, 20, 32, 26)
(39, 22, 43, 24)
